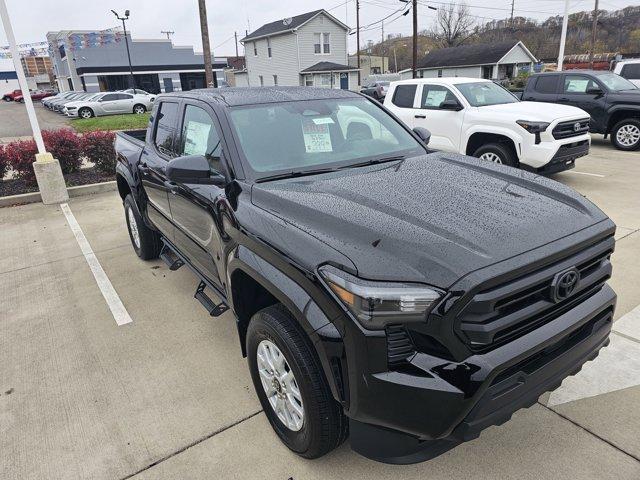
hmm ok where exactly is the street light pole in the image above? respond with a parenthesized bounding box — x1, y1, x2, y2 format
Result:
(111, 10, 136, 93)
(0, 0, 67, 203)
(557, 0, 570, 71)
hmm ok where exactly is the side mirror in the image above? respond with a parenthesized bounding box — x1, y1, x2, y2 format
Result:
(439, 99, 463, 111)
(586, 87, 603, 95)
(166, 155, 226, 186)
(413, 127, 431, 146)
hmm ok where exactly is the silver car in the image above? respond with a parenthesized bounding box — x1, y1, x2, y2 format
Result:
(64, 92, 156, 118)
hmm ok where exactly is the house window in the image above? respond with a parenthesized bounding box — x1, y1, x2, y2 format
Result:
(314, 33, 321, 54)
(259, 75, 264, 86)
(273, 75, 278, 85)
(267, 37, 272, 58)
(305, 75, 313, 87)
(320, 74, 331, 87)
(253, 42, 257, 56)
(437, 69, 443, 78)
(323, 33, 330, 54)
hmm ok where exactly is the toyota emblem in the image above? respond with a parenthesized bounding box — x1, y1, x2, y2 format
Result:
(574, 122, 582, 132)
(551, 268, 580, 302)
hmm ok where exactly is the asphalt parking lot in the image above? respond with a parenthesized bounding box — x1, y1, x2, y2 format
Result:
(1, 138, 639, 479)
(0, 100, 70, 139)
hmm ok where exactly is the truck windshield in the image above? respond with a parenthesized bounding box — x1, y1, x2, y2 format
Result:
(455, 82, 519, 107)
(593, 72, 637, 91)
(228, 97, 425, 177)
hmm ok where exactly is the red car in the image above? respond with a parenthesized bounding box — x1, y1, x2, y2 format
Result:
(3, 89, 55, 102)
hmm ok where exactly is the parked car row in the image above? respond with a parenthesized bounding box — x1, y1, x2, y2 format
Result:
(42, 89, 156, 118)
(2, 88, 56, 102)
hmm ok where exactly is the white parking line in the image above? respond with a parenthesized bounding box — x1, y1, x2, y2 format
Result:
(547, 304, 640, 406)
(566, 171, 606, 178)
(60, 203, 133, 326)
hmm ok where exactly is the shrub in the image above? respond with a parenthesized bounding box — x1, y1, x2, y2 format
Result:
(42, 128, 83, 174)
(81, 131, 116, 174)
(3, 139, 38, 184)
(0, 144, 9, 180)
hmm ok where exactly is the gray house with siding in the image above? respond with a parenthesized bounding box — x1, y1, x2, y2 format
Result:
(403, 41, 536, 81)
(238, 10, 359, 90)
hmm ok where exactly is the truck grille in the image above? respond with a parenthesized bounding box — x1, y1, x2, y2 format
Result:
(455, 235, 614, 351)
(552, 119, 590, 139)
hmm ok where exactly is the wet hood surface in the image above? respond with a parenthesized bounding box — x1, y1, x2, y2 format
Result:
(251, 153, 608, 288)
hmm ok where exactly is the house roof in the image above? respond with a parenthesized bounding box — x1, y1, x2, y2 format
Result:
(417, 41, 535, 69)
(241, 9, 348, 42)
(300, 62, 358, 73)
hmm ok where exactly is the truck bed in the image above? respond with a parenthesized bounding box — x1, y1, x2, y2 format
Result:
(115, 130, 146, 166)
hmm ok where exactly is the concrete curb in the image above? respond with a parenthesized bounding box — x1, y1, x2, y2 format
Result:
(0, 180, 117, 207)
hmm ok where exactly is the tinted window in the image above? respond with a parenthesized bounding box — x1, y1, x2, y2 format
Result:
(420, 85, 458, 109)
(101, 93, 119, 101)
(118, 93, 133, 100)
(621, 64, 640, 80)
(534, 75, 558, 94)
(154, 102, 179, 157)
(179, 105, 223, 173)
(563, 75, 598, 93)
(392, 84, 417, 108)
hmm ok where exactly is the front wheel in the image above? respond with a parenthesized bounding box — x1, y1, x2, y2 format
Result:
(133, 104, 146, 114)
(611, 119, 640, 151)
(3, 96, 11, 101)
(247, 305, 348, 459)
(79, 107, 93, 119)
(473, 142, 518, 168)
(124, 194, 161, 260)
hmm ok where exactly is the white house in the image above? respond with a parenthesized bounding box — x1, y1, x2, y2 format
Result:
(403, 41, 536, 80)
(239, 9, 359, 90)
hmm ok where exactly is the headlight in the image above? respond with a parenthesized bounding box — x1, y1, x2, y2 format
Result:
(319, 266, 442, 330)
(516, 120, 550, 134)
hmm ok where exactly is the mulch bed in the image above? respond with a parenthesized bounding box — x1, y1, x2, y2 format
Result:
(0, 167, 115, 197)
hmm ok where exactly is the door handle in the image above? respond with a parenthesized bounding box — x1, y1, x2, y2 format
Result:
(164, 180, 181, 194)
(558, 97, 570, 101)
(414, 114, 426, 119)
(138, 164, 150, 174)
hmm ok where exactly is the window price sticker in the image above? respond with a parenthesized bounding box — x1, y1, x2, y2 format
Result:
(302, 119, 332, 153)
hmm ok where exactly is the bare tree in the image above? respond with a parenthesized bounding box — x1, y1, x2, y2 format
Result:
(434, 3, 474, 47)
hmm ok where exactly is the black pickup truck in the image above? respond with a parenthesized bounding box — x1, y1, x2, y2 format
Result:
(521, 70, 640, 150)
(115, 87, 616, 464)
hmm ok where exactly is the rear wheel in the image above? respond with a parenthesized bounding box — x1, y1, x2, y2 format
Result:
(133, 104, 146, 114)
(124, 194, 161, 260)
(79, 107, 94, 119)
(473, 142, 518, 167)
(247, 304, 348, 459)
(611, 119, 640, 151)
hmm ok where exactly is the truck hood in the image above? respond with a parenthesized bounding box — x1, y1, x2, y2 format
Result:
(607, 89, 640, 104)
(251, 154, 607, 288)
(479, 101, 589, 121)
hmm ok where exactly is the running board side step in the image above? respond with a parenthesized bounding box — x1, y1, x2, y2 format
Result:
(195, 281, 229, 317)
(160, 244, 184, 271)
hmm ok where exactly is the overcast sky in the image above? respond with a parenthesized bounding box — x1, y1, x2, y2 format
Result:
(0, 0, 636, 56)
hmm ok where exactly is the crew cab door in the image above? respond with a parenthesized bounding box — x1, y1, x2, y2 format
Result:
(166, 100, 227, 287)
(138, 100, 181, 239)
(558, 74, 607, 129)
(413, 83, 465, 152)
(522, 74, 559, 103)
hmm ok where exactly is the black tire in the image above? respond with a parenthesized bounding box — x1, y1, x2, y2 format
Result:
(133, 104, 146, 114)
(610, 118, 640, 151)
(79, 107, 94, 119)
(124, 194, 161, 260)
(473, 142, 518, 167)
(3, 96, 11, 101)
(247, 304, 348, 459)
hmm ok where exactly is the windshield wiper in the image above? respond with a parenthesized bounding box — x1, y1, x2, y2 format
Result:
(255, 167, 339, 183)
(338, 155, 406, 170)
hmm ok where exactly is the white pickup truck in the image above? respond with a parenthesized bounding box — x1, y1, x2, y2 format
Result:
(384, 77, 592, 174)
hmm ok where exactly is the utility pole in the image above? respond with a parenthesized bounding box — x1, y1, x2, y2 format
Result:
(197, 0, 217, 88)
(393, 46, 398, 73)
(356, 0, 361, 86)
(557, 0, 570, 71)
(589, 0, 599, 68)
(111, 10, 136, 93)
(412, 0, 417, 78)
(161, 30, 175, 40)
(234, 31, 239, 58)
(510, 0, 515, 30)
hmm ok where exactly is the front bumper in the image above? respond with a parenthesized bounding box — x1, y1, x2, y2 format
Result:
(520, 132, 591, 171)
(349, 284, 615, 464)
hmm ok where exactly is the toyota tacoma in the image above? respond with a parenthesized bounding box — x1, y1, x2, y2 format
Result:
(115, 87, 616, 464)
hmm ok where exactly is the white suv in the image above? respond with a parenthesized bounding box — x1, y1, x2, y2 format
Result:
(384, 77, 591, 174)
(613, 59, 640, 88)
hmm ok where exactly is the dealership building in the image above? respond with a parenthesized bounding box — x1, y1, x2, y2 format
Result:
(46, 30, 228, 94)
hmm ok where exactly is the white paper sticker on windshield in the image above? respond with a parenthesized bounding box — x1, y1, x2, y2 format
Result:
(303, 120, 332, 153)
(184, 120, 211, 156)
(312, 117, 335, 125)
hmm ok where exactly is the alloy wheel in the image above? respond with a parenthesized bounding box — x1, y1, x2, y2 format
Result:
(479, 152, 503, 164)
(256, 339, 304, 432)
(80, 109, 92, 119)
(616, 124, 640, 148)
